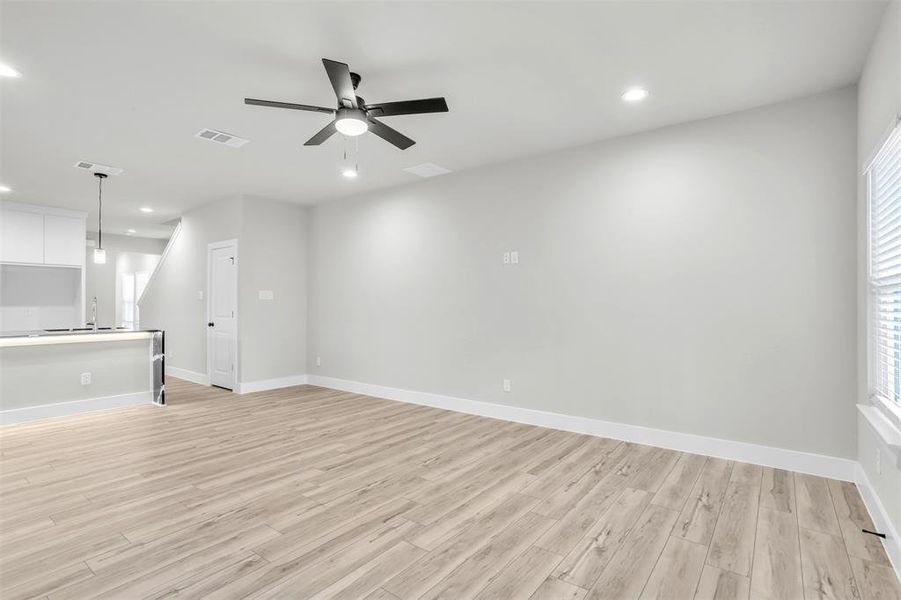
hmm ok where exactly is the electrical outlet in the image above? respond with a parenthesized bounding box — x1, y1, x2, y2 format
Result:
(511, 251, 519, 264)
(876, 448, 881, 475)
(503, 379, 511, 392)
(503, 252, 510, 265)
(316, 356, 321, 367)
(258, 290, 274, 301)
(80, 372, 92, 386)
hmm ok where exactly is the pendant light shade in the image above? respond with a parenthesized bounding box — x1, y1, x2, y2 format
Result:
(93, 172, 108, 264)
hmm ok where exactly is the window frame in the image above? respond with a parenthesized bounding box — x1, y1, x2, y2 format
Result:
(867, 122, 901, 433)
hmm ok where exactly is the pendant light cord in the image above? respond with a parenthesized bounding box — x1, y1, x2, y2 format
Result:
(96, 174, 104, 250)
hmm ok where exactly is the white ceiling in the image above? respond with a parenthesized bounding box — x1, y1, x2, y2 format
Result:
(0, 1, 888, 238)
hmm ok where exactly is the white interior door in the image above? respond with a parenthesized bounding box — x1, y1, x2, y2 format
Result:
(208, 241, 237, 390)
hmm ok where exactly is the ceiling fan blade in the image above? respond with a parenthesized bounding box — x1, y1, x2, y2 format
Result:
(321, 58, 357, 109)
(365, 97, 448, 117)
(244, 98, 335, 114)
(304, 121, 338, 146)
(367, 117, 415, 150)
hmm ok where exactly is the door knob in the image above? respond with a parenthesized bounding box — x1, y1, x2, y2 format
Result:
(208, 322, 214, 327)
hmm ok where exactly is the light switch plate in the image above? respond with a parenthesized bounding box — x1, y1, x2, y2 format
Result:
(511, 251, 519, 264)
(197, 290, 204, 300)
(80, 372, 92, 386)
(258, 290, 274, 301)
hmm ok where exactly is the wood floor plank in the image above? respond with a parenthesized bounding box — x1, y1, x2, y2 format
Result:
(795, 473, 841, 536)
(695, 565, 751, 600)
(639, 536, 708, 599)
(849, 556, 901, 600)
(531, 578, 589, 600)
(551, 487, 651, 588)
(750, 507, 802, 600)
(418, 511, 555, 600)
(707, 481, 760, 577)
(673, 458, 734, 545)
(585, 504, 679, 600)
(2, 378, 896, 600)
(827, 479, 891, 566)
(759, 468, 795, 514)
(474, 546, 564, 600)
(799, 527, 862, 600)
(652, 454, 708, 510)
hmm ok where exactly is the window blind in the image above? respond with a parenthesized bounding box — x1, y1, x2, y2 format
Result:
(869, 124, 901, 405)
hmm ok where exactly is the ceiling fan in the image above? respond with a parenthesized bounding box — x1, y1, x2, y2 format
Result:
(244, 58, 448, 150)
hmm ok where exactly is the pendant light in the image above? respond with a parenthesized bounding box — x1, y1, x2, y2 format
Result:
(93, 172, 108, 264)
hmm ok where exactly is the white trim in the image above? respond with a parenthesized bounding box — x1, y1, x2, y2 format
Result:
(0, 200, 87, 219)
(206, 239, 239, 391)
(0, 391, 153, 426)
(166, 366, 210, 386)
(307, 375, 858, 481)
(859, 403, 901, 454)
(856, 462, 901, 579)
(237, 374, 309, 394)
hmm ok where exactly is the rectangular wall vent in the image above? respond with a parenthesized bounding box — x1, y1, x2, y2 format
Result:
(195, 128, 249, 148)
(403, 163, 452, 178)
(74, 161, 124, 176)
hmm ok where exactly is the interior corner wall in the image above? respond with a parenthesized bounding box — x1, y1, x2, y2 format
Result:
(857, 0, 901, 541)
(307, 86, 858, 461)
(138, 196, 242, 376)
(238, 197, 308, 384)
(85, 232, 167, 326)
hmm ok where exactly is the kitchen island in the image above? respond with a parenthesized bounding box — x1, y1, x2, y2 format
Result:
(0, 329, 164, 425)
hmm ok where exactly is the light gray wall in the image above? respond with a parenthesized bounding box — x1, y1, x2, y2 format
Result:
(857, 0, 901, 538)
(239, 197, 308, 383)
(0, 339, 151, 410)
(308, 87, 858, 459)
(85, 232, 166, 326)
(139, 195, 307, 384)
(139, 197, 242, 375)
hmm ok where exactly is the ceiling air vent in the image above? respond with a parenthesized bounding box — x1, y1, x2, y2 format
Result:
(403, 163, 451, 178)
(74, 161, 124, 176)
(195, 128, 249, 148)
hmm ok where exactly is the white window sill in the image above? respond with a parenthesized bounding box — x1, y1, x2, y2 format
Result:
(858, 401, 901, 454)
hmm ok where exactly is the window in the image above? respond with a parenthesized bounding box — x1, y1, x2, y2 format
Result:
(119, 270, 150, 329)
(868, 125, 901, 407)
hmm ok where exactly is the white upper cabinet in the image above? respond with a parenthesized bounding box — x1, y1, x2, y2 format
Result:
(0, 210, 45, 264)
(43, 215, 85, 266)
(0, 204, 86, 267)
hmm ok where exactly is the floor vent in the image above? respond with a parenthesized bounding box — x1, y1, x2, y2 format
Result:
(74, 161, 124, 176)
(403, 163, 452, 178)
(196, 128, 249, 148)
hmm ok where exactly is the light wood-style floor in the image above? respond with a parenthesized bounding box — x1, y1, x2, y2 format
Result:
(1, 379, 898, 600)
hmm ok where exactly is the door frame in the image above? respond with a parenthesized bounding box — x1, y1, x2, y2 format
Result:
(206, 239, 239, 390)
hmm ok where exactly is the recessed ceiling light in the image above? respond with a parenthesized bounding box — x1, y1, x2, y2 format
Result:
(0, 63, 22, 78)
(342, 167, 358, 179)
(0, 185, 11, 193)
(126, 228, 136, 234)
(622, 87, 649, 103)
(139, 207, 154, 213)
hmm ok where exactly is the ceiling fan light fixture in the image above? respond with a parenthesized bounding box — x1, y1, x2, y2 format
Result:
(335, 108, 369, 137)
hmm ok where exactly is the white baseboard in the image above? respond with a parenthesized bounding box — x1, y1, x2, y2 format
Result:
(856, 463, 901, 579)
(237, 374, 309, 394)
(307, 375, 858, 482)
(0, 391, 153, 426)
(166, 366, 209, 386)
